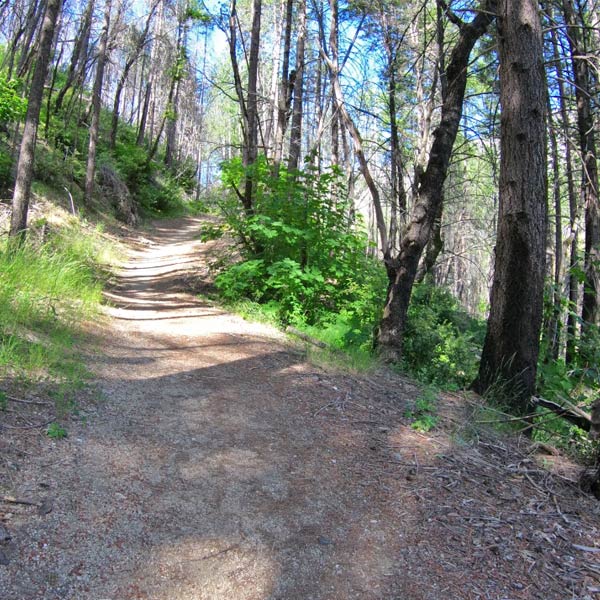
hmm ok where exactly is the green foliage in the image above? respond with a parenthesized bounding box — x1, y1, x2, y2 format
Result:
(137, 173, 187, 215)
(111, 141, 153, 190)
(0, 75, 27, 124)
(401, 281, 486, 388)
(44, 95, 194, 218)
(0, 220, 111, 385)
(46, 422, 67, 439)
(185, 0, 211, 22)
(536, 279, 600, 456)
(216, 158, 386, 342)
(0, 146, 13, 194)
(405, 386, 439, 432)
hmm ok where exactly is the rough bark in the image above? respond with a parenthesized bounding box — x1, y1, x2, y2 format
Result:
(563, 0, 600, 336)
(84, 0, 111, 205)
(242, 0, 262, 213)
(473, 0, 547, 414)
(377, 0, 496, 361)
(10, 0, 62, 239)
(287, 0, 306, 171)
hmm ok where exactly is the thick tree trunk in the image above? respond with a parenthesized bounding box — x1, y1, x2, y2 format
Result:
(377, 0, 496, 361)
(473, 0, 547, 414)
(84, 1, 111, 206)
(10, 0, 62, 239)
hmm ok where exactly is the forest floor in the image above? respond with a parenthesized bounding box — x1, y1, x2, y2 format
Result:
(1, 215, 600, 600)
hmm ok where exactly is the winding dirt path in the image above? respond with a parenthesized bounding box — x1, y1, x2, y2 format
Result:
(2, 217, 600, 599)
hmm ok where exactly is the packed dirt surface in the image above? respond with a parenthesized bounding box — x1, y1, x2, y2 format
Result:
(2, 216, 600, 599)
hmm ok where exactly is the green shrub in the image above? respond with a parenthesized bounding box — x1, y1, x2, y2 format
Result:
(401, 282, 486, 388)
(0, 75, 27, 125)
(0, 146, 13, 195)
(405, 386, 440, 432)
(215, 158, 385, 335)
(112, 141, 153, 191)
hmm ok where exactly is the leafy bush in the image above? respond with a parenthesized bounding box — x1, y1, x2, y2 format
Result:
(0, 75, 27, 124)
(112, 141, 153, 191)
(401, 281, 486, 388)
(216, 157, 385, 335)
(405, 386, 440, 432)
(0, 146, 13, 195)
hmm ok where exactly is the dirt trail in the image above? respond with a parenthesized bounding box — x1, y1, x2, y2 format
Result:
(2, 217, 600, 600)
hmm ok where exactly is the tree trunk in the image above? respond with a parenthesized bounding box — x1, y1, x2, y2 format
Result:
(544, 91, 563, 360)
(287, 0, 306, 171)
(563, 0, 600, 339)
(84, 0, 111, 205)
(16, 0, 45, 78)
(137, 80, 151, 146)
(473, 0, 547, 414)
(10, 0, 62, 239)
(54, 0, 94, 112)
(272, 0, 293, 168)
(242, 0, 262, 213)
(377, 0, 496, 361)
(109, 1, 156, 149)
(546, 9, 580, 364)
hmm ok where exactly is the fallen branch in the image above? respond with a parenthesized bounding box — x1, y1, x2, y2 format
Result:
(531, 396, 593, 432)
(285, 326, 329, 349)
(573, 544, 600, 554)
(1, 418, 54, 430)
(5, 395, 52, 406)
(0, 496, 37, 507)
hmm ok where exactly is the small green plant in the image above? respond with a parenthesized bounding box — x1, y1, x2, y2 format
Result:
(405, 387, 439, 432)
(0, 147, 13, 194)
(401, 281, 486, 389)
(46, 422, 67, 439)
(0, 75, 27, 125)
(0, 390, 7, 411)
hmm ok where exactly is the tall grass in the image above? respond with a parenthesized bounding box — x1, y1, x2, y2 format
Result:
(0, 222, 114, 384)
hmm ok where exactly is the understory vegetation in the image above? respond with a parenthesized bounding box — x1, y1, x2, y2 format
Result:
(0, 216, 112, 395)
(0, 66, 196, 410)
(207, 159, 600, 460)
(206, 161, 491, 386)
